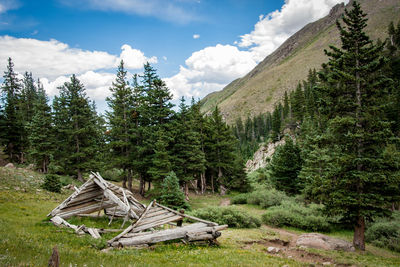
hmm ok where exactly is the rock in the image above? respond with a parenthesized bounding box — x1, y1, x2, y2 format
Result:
(14, 186, 20, 191)
(267, 246, 280, 253)
(322, 262, 332, 266)
(5, 163, 15, 169)
(245, 139, 286, 172)
(26, 164, 35, 170)
(296, 233, 355, 252)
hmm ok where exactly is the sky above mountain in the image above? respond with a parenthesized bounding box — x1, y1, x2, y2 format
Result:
(0, 0, 348, 112)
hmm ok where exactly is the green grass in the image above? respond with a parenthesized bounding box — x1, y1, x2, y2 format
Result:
(1, 167, 400, 266)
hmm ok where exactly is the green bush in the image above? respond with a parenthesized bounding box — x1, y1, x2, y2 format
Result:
(159, 171, 190, 210)
(231, 193, 248, 204)
(247, 188, 289, 208)
(262, 200, 331, 232)
(191, 206, 261, 228)
(42, 174, 62, 193)
(366, 212, 400, 252)
(101, 168, 123, 182)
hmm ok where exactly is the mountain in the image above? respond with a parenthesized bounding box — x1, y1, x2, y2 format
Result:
(200, 0, 400, 124)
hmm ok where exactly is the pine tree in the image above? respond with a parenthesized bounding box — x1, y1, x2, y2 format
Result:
(306, 1, 400, 250)
(268, 137, 303, 195)
(206, 106, 238, 195)
(28, 81, 53, 173)
(159, 171, 190, 210)
(53, 75, 99, 181)
(1, 57, 23, 162)
(172, 97, 206, 199)
(106, 60, 134, 190)
(148, 128, 171, 191)
(271, 105, 282, 141)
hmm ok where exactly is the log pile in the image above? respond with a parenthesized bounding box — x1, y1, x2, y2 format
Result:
(48, 172, 227, 247)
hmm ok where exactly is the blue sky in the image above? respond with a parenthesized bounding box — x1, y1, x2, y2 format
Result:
(0, 0, 347, 112)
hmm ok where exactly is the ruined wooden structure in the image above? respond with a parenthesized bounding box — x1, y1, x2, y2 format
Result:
(48, 172, 227, 246)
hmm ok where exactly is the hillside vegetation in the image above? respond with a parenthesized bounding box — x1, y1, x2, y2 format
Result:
(1, 167, 400, 266)
(200, 0, 400, 123)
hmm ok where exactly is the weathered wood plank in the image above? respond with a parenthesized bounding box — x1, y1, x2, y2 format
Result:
(87, 228, 101, 239)
(137, 213, 179, 226)
(108, 200, 155, 244)
(155, 203, 218, 226)
(130, 215, 183, 233)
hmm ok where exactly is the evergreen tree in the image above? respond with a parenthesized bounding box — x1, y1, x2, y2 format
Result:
(159, 171, 190, 210)
(172, 97, 206, 199)
(28, 81, 53, 173)
(206, 106, 238, 195)
(305, 1, 400, 250)
(148, 128, 171, 190)
(268, 137, 303, 195)
(106, 60, 134, 190)
(53, 75, 99, 181)
(1, 57, 23, 162)
(271, 105, 282, 141)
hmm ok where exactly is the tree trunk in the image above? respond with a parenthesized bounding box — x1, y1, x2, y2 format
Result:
(127, 170, 133, 192)
(122, 169, 127, 189)
(184, 182, 189, 201)
(211, 173, 214, 193)
(218, 167, 225, 195)
(353, 215, 365, 251)
(200, 172, 206, 194)
(77, 169, 84, 182)
(139, 175, 145, 196)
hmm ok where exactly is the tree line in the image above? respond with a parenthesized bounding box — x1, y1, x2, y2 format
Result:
(0, 60, 246, 198)
(235, 2, 400, 251)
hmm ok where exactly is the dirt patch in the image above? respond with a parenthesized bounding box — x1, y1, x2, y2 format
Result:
(240, 226, 351, 266)
(219, 198, 231, 206)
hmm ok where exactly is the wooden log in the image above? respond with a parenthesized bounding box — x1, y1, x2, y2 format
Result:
(155, 203, 218, 226)
(113, 223, 217, 247)
(108, 200, 155, 244)
(130, 215, 183, 233)
(50, 216, 78, 231)
(58, 202, 116, 219)
(142, 210, 171, 219)
(48, 178, 95, 216)
(87, 228, 101, 239)
(137, 213, 179, 226)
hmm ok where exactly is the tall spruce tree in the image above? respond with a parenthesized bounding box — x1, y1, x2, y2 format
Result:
(53, 75, 99, 181)
(1, 58, 23, 162)
(206, 106, 237, 195)
(28, 81, 53, 173)
(304, 1, 400, 250)
(268, 137, 303, 195)
(106, 60, 134, 190)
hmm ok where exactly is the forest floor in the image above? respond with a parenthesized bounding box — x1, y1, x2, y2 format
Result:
(0, 167, 400, 266)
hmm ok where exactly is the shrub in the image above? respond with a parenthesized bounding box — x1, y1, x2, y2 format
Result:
(366, 212, 400, 252)
(231, 193, 248, 204)
(159, 171, 190, 210)
(247, 188, 289, 208)
(191, 206, 261, 228)
(101, 168, 123, 182)
(262, 200, 331, 232)
(42, 174, 62, 193)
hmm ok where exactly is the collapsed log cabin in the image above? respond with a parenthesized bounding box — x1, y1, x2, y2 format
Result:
(108, 200, 228, 247)
(48, 172, 227, 246)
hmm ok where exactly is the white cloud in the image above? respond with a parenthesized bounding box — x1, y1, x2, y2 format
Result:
(193, 34, 200, 39)
(164, 0, 348, 100)
(239, 0, 349, 61)
(40, 71, 116, 101)
(0, 0, 20, 14)
(120, 44, 157, 69)
(164, 44, 256, 99)
(60, 0, 199, 24)
(0, 36, 157, 79)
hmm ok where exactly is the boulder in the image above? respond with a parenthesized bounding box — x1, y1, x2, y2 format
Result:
(296, 233, 355, 252)
(5, 163, 15, 169)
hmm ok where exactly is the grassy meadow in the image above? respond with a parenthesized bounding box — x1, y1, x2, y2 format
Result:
(0, 167, 400, 266)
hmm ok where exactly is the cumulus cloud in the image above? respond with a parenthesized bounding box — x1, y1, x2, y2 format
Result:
(165, 0, 349, 100)
(239, 0, 349, 61)
(164, 44, 256, 99)
(60, 0, 199, 24)
(193, 34, 200, 39)
(40, 71, 116, 101)
(120, 44, 157, 69)
(0, 36, 157, 79)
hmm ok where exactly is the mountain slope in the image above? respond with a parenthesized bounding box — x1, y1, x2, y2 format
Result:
(200, 0, 400, 124)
